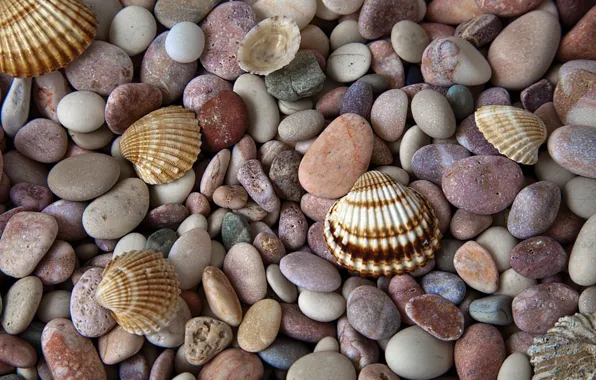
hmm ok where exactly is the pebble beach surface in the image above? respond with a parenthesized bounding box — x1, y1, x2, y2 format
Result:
(0, 0, 595, 380)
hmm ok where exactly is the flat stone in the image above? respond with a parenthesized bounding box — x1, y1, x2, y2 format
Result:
(454, 241, 499, 293)
(469, 295, 513, 325)
(406, 294, 464, 341)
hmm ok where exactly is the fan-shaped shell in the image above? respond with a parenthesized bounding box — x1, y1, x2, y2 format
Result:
(238, 16, 301, 76)
(95, 250, 181, 335)
(0, 0, 98, 78)
(324, 171, 442, 277)
(528, 313, 596, 380)
(120, 106, 202, 185)
(475, 105, 547, 165)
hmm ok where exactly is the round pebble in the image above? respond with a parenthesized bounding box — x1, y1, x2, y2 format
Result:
(14, 119, 68, 163)
(454, 324, 506, 380)
(326, 43, 372, 83)
(497, 352, 532, 380)
(258, 336, 310, 370)
(109, 5, 157, 56)
(56, 91, 105, 133)
(510, 236, 567, 279)
(165, 22, 205, 63)
(469, 295, 514, 325)
(548, 124, 596, 179)
(347, 285, 400, 340)
(391, 20, 430, 63)
(287, 352, 356, 380)
(370, 89, 408, 141)
(33, 240, 76, 285)
(421, 271, 467, 305)
(37, 290, 71, 323)
(105, 83, 163, 134)
(412, 144, 470, 186)
(298, 290, 346, 322)
(507, 181, 561, 239)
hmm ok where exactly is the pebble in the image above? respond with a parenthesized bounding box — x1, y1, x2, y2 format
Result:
(347, 285, 400, 340)
(534, 102, 563, 138)
(169, 228, 211, 289)
(314, 336, 339, 353)
(278, 110, 324, 143)
(476, 226, 518, 272)
(33, 71, 71, 123)
(469, 295, 513, 325)
(207, 207, 228, 237)
(407, 294, 464, 341)
(510, 236, 567, 279)
(142, 203, 190, 230)
(266, 263, 298, 302)
(223, 242, 267, 305)
(497, 352, 533, 380)
(411, 90, 456, 139)
(258, 336, 311, 370)
(198, 348, 263, 380)
(221, 211, 251, 250)
(174, 345, 201, 376)
(507, 181, 561, 239)
(454, 323, 506, 380)
(442, 156, 524, 215)
(84, 0, 122, 41)
(326, 43, 372, 81)
(520, 79, 554, 112)
(370, 89, 407, 142)
(579, 286, 596, 314)
(391, 20, 429, 63)
(358, 364, 400, 380)
(421, 271, 467, 305)
(316, 87, 347, 118)
(165, 22, 205, 64)
(41, 200, 86, 242)
(259, 140, 290, 174)
(300, 193, 336, 222)
(455, 14, 502, 48)
(183, 74, 232, 115)
(146, 297, 191, 348)
(154, 0, 220, 28)
(386, 326, 454, 379)
(385, 274, 422, 325)
(266, 52, 326, 102)
(554, 70, 596, 128)
(65, 41, 133, 96)
(280, 251, 341, 292)
(298, 290, 346, 322)
(358, 0, 420, 40)
(369, 40, 405, 89)
(1, 276, 42, 335)
(512, 283, 579, 333)
(409, 180, 452, 233)
(109, 5, 156, 56)
(280, 303, 337, 343)
(185, 192, 211, 216)
(70, 267, 116, 338)
(120, 353, 150, 380)
(329, 20, 366, 51)
(82, 178, 149, 239)
(37, 290, 71, 323)
(105, 83, 162, 134)
(33, 240, 76, 285)
(421, 22, 456, 40)
(0, 334, 37, 368)
(454, 241, 500, 293)
(456, 114, 501, 155)
(199, 91, 248, 152)
(299, 113, 373, 199)
(213, 185, 248, 210)
(56, 91, 105, 133)
(150, 349, 175, 380)
(278, 202, 308, 251)
(548, 124, 596, 178)
(340, 81, 373, 119)
(450, 209, 492, 240)
(140, 32, 197, 104)
(535, 150, 576, 189)
(98, 325, 144, 365)
(488, 10, 561, 90)
(238, 299, 282, 352)
(505, 331, 536, 356)
(200, 150, 230, 201)
(238, 159, 280, 212)
(446, 84, 475, 120)
(269, 151, 305, 202)
(48, 153, 120, 201)
(234, 74, 280, 143)
(41, 318, 106, 380)
(287, 352, 356, 380)
(496, 268, 537, 299)
(14, 119, 67, 163)
(421, 37, 492, 86)
(202, 266, 243, 327)
(199, 2, 256, 80)
(557, 6, 596, 62)
(9, 183, 52, 211)
(234, 201, 267, 222)
(114, 233, 147, 256)
(569, 214, 596, 286)
(434, 239, 461, 273)
(564, 176, 596, 219)
(426, 0, 483, 24)
(337, 316, 379, 371)
(150, 170, 195, 207)
(300, 25, 330, 58)
(412, 144, 470, 186)
(184, 317, 233, 365)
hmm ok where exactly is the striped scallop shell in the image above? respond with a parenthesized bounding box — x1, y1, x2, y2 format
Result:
(324, 171, 442, 277)
(238, 16, 301, 75)
(528, 313, 596, 380)
(475, 105, 547, 165)
(0, 0, 97, 78)
(95, 250, 181, 335)
(120, 106, 201, 185)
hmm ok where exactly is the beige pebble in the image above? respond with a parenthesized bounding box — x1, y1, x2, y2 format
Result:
(98, 325, 144, 365)
(109, 5, 157, 56)
(252, 0, 317, 29)
(314, 336, 339, 352)
(37, 290, 71, 323)
(579, 286, 596, 314)
(202, 266, 243, 327)
(68, 125, 114, 150)
(497, 352, 532, 380)
(169, 228, 211, 289)
(184, 317, 233, 365)
(569, 214, 596, 286)
(146, 298, 191, 348)
(151, 169, 195, 207)
(329, 20, 366, 51)
(316, 0, 340, 20)
(300, 25, 330, 58)
(238, 299, 282, 352)
(56, 91, 106, 133)
(391, 20, 430, 63)
(476, 226, 519, 273)
(207, 207, 229, 238)
(1, 276, 43, 335)
(399, 126, 431, 173)
(298, 290, 346, 322)
(223, 243, 267, 305)
(495, 268, 537, 298)
(234, 74, 280, 144)
(177, 214, 209, 236)
(564, 176, 596, 219)
(174, 345, 202, 376)
(200, 149, 231, 201)
(326, 43, 372, 83)
(266, 264, 298, 303)
(209, 240, 226, 268)
(278, 98, 314, 115)
(288, 351, 357, 380)
(113, 232, 147, 257)
(411, 89, 456, 139)
(213, 185, 248, 210)
(535, 151, 576, 189)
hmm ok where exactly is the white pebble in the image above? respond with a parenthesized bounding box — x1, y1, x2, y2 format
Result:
(109, 5, 157, 56)
(165, 22, 205, 63)
(57, 91, 105, 133)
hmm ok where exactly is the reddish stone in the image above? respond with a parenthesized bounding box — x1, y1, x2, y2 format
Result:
(454, 324, 506, 380)
(141, 204, 190, 230)
(0, 334, 37, 368)
(406, 294, 464, 341)
(426, 0, 484, 24)
(105, 83, 163, 134)
(369, 40, 405, 89)
(180, 290, 203, 318)
(453, 241, 499, 293)
(557, 6, 596, 61)
(198, 90, 249, 152)
(198, 348, 263, 380)
(420, 22, 456, 40)
(280, 303, 337, 343)
(476, 0, 543, 16)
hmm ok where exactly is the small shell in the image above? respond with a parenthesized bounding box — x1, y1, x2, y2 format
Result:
(238, 16, 301, 76)
(0, 0, 98, 78)
(323, 171, 442, 277)
(95, 250, 181, 335)
(120, 106, 202, 185)
(528, 313, 596, 380)
(475, 105, 547, 165)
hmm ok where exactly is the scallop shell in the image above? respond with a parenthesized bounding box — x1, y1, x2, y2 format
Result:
(528, 313, 596, 380)
(323, 171, 442, 277)
(95, 250, 181, 335)
(238, 16, 301, 76)
(475, 105, 547, 165)
(120, 106, 202, 185)
(0, 0, 98, 78)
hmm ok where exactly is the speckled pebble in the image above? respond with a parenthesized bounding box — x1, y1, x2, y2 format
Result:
(223, 242, 267, 305)
(280, 251, 341, 293)
(269, 150, 305, 202)
(454, 13, 502, 48)
(507, 181, 561, 239)
(510, 236, 567, 279)
(1, 276, 43, 335)
(412, 144, 470, 186)
(337, 316, 379, 371)
(454, 323, 506, 380)
(450, 209, 493, 240)
(347, 285, 400, 340)
(340, 81, 373, 119)
(421, 271, 467, 305)
(105, 83, 162, 134)
(454, 241, 500, 294)
(184, 317, 233, 365)
(221, 212, 251, 251)
(14, 119, 68, 163)
(455, 115, 501, 155)
(238, 159, 280, 212)
(548, 124, 596, 179)
(70, 267, 116, 338)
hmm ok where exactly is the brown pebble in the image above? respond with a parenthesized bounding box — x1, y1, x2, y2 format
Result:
(454, 323, 506, 380)
(198, 91, 249, 152)
(406, 294, 464, 341)
(337, 315, 379, 372)
(454, 241, 499, 293)
(280, 303, 337, 343)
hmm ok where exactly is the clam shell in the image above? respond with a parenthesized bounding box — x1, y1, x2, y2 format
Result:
(120, 106, 202, 185)
(528, 313, 596, 380)
(323, 171, 442, 277)
(475, 105, 547, 165)
(95, 250, 181, 335)
(0, 0, 98, 78)
(238, 16, 301, 76)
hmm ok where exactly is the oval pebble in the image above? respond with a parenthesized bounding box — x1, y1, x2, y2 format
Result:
(199, 91, 248, 152)
(370, 89, 408, 141)
(234, 74, 280, 144)
(165, 22, 205, 63)
(548, 124, 596, 179)
(454, 241, 500, 293)
(37, 290, 71, 323)
(412, 144, 470, 186)
(421, 271, 467, 304)
(278, 110, 324, 143)
(33, 240, 76, 285)
(469, 295, 513, 325)
(238, 299, 282, 352)
(507, 181, 561, 239)
(298, 290, 345, 322)
(569, 214, 596, 286)
(270, 150, 305, 202)
(510, 236, 567, 279)
(198, 348, 263, 380)
(287, 351, 356, 380)
(326, 43, 372, 83)
(347, 285, 400, 340)
(105, 83, 163, 135)
(14, 119, 68, 163)
(258, 336, 311, 370)
(1, 276, 43, 335)
(281, 303, 337, 343)
(0, 334, 37, 368)
(223, 242, 267, 305)
(70, 267, 116, 337)
(450, 209, 492, 240)
(280, 251, 341, 292)
(169, 228, 211, 290)
(56, 91, 106, 133)
(406, 294, 464, 341)
(42, 200, 87, 241)
(454, 323, 506, 380)
(145, 297, 191, 348)
(98, 325, 144, 365)
(109, 5, 157, 56)
(202, 266, 243, 327)
(497, 352, 532, 380)
(564, 176, 596, 219)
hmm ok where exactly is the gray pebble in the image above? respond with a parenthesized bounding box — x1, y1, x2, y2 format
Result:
(421, 271, 467, 305)
(469, 295, 513, 325)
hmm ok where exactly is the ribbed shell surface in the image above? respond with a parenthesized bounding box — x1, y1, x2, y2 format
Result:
(95, 250, 181, 335)
(475, 105, 547, 165)
(0, 0, 97, 77)
(119, 106, 202, 185)
(324, 171, 442, 277)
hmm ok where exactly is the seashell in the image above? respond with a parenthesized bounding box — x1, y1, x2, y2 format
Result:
(475, 105, 547, 165)
(0, 0, 98, 78)
(95, 250, 181, 335)
(323, 171, 442, 278)
(120, 106, 202, 185)
(238, 16, 301, 76)
(528, 313, 596, 380)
